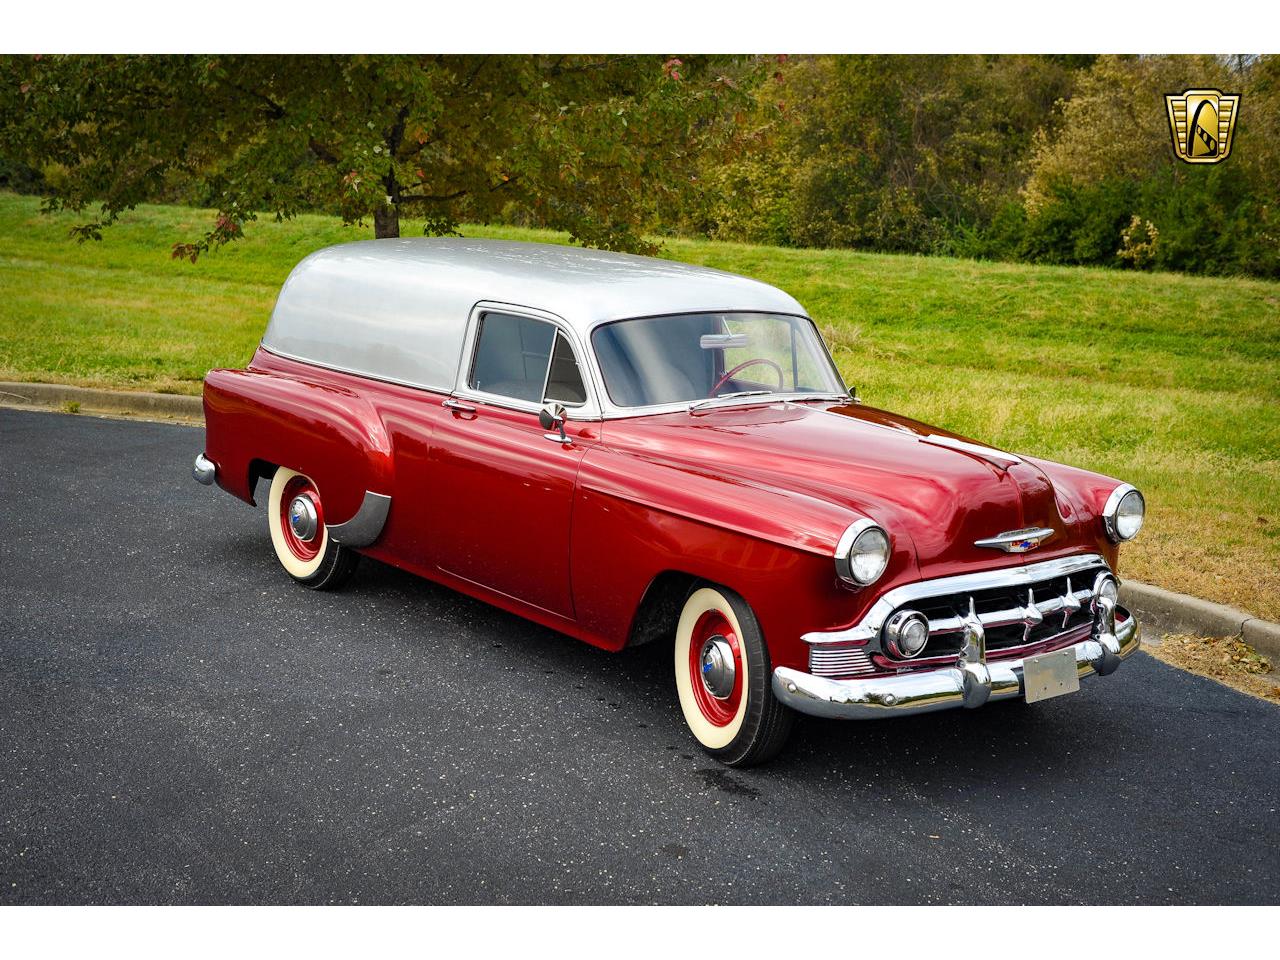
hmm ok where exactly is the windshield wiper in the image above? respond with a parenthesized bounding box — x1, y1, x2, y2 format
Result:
(783, 393, 854, 404)
(687, 390, 776, 413)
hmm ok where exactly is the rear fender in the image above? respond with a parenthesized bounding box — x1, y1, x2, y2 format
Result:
(202, 367, 393, 526)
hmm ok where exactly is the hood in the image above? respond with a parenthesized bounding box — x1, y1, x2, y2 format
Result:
(602, 400, 1097, 570)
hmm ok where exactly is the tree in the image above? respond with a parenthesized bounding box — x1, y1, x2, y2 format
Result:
(1022, 55, 1230, 210)
(0, 54, 748, 258)
(1020, 55, 1279, 276)
(690, 55, 1084, 253)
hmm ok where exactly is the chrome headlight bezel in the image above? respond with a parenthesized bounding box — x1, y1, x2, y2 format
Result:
(883, 609, 930, 659)
(1102, 484, 1145, 543)
(835, 519, 891, 588)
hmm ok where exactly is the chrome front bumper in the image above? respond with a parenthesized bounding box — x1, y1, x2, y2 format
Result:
(773, 602, 1140, 720)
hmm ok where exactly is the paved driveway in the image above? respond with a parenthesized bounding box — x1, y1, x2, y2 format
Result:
(1, 407, 1276, 904)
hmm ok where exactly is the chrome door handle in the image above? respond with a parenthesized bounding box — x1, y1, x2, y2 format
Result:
(442, 398, 477, 414)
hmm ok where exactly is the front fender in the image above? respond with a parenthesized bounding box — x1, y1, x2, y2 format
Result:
(569, 444, 919, 667)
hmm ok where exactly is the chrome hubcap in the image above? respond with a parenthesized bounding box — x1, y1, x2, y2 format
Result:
(288, 495, 318, 542)
(698, 635, 736, 700)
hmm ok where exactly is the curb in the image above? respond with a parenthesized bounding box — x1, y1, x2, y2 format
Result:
(0, 380, 202, 423)
(1120, 580, 1280, 664)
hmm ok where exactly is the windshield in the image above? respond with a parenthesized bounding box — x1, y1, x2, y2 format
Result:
(591, 312, 846, 408)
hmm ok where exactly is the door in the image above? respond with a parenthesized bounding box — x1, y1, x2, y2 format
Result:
(428, 308, 595, 618)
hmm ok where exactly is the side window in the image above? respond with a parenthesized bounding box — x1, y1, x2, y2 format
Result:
(469, 312, 556, 403)
(544, 332, 587, 406)
(469, 312, 588, 407)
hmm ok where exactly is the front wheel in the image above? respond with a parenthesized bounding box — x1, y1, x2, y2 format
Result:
(266, 467, 359, 590)
(673, 584, 794, 767)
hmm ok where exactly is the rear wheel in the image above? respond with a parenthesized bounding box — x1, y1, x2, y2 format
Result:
(673, 584, 794, 767)
(266, 467, 359, 590)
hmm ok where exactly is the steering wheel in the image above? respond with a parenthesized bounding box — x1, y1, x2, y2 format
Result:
(709, 358, 785, 397)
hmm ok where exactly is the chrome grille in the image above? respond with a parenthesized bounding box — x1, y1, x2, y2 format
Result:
(809, 645, 876, 679)
(893, 565, 1107, 659)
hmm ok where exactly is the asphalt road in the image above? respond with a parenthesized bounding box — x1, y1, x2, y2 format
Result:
(1, 406, 1277, 905)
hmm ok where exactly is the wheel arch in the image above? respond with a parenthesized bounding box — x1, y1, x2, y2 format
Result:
(625, 570, 701, 648)
(246, 458, 279, 506)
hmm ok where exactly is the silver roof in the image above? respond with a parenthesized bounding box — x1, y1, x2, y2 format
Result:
(262, 238, 807, 393)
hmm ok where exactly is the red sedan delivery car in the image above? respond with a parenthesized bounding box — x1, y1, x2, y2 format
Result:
(194, 239, 1144, 766)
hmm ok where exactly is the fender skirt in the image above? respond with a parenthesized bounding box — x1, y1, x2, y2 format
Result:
(326, 491, 392, 548)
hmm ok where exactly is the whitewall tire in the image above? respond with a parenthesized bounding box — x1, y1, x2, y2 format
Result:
(266, 467, 359, 590)
(673, 584, 794, 766)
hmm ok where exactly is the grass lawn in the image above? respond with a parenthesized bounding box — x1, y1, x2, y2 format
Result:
(1, 191, 1277, 620)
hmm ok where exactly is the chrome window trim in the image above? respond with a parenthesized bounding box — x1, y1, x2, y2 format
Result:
(1101, 483, 1141, 542)
(804, 552, 1112, 647)
(453, 301, 602, 421)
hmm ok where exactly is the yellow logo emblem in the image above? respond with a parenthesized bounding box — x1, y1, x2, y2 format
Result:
(1165, 89, 1240, 164)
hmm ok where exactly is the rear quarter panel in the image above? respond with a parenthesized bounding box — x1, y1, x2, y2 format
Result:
(202, 363, 394, 525)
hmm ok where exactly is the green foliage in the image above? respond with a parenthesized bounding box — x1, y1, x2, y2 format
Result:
(1018, 178, 1139, 267)
(1018, 159, 1280, 278)
(697, 54, 1280, 279)
(0, 156, 43, 194)
(0, 54, 753, 257)
(3, 53, 1278, 277)
(696, 55, 1081, 254)
(1018, 55, 1279, 277)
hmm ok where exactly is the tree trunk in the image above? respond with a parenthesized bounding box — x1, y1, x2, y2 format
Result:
(374, 205, 400, 239)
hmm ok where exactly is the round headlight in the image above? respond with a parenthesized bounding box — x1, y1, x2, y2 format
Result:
(835, 520, 890, 587)
(1103, 484, 1145, 542)
(884, 609, 930, 659)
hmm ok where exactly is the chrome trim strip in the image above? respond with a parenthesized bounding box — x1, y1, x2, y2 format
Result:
(808, 645, 877, 678)
(974, 526, 1056, 552)
(193, 453, 216, 486)
(326, 491, 392, 548)
(803, 553, 1110, 646)
(776, 605, 1139, 720)
(920, 434, 1021, 467)
(1102, 482, 1140, 542)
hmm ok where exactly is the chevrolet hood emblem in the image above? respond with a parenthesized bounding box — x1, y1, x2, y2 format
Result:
(974, 526, 1055, 553)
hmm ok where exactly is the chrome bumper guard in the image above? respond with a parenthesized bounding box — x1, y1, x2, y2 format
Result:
(773, 598, 1139, 720)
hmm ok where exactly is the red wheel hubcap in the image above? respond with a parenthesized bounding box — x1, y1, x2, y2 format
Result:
(687, 609, 744, 726)
(279, 475, 324, 562)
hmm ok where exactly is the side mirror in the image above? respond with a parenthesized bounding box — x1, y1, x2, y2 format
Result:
(539, 401, 568, 443)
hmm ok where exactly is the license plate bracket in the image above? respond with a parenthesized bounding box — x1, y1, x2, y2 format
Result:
(1023, 647, 1081, 703)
